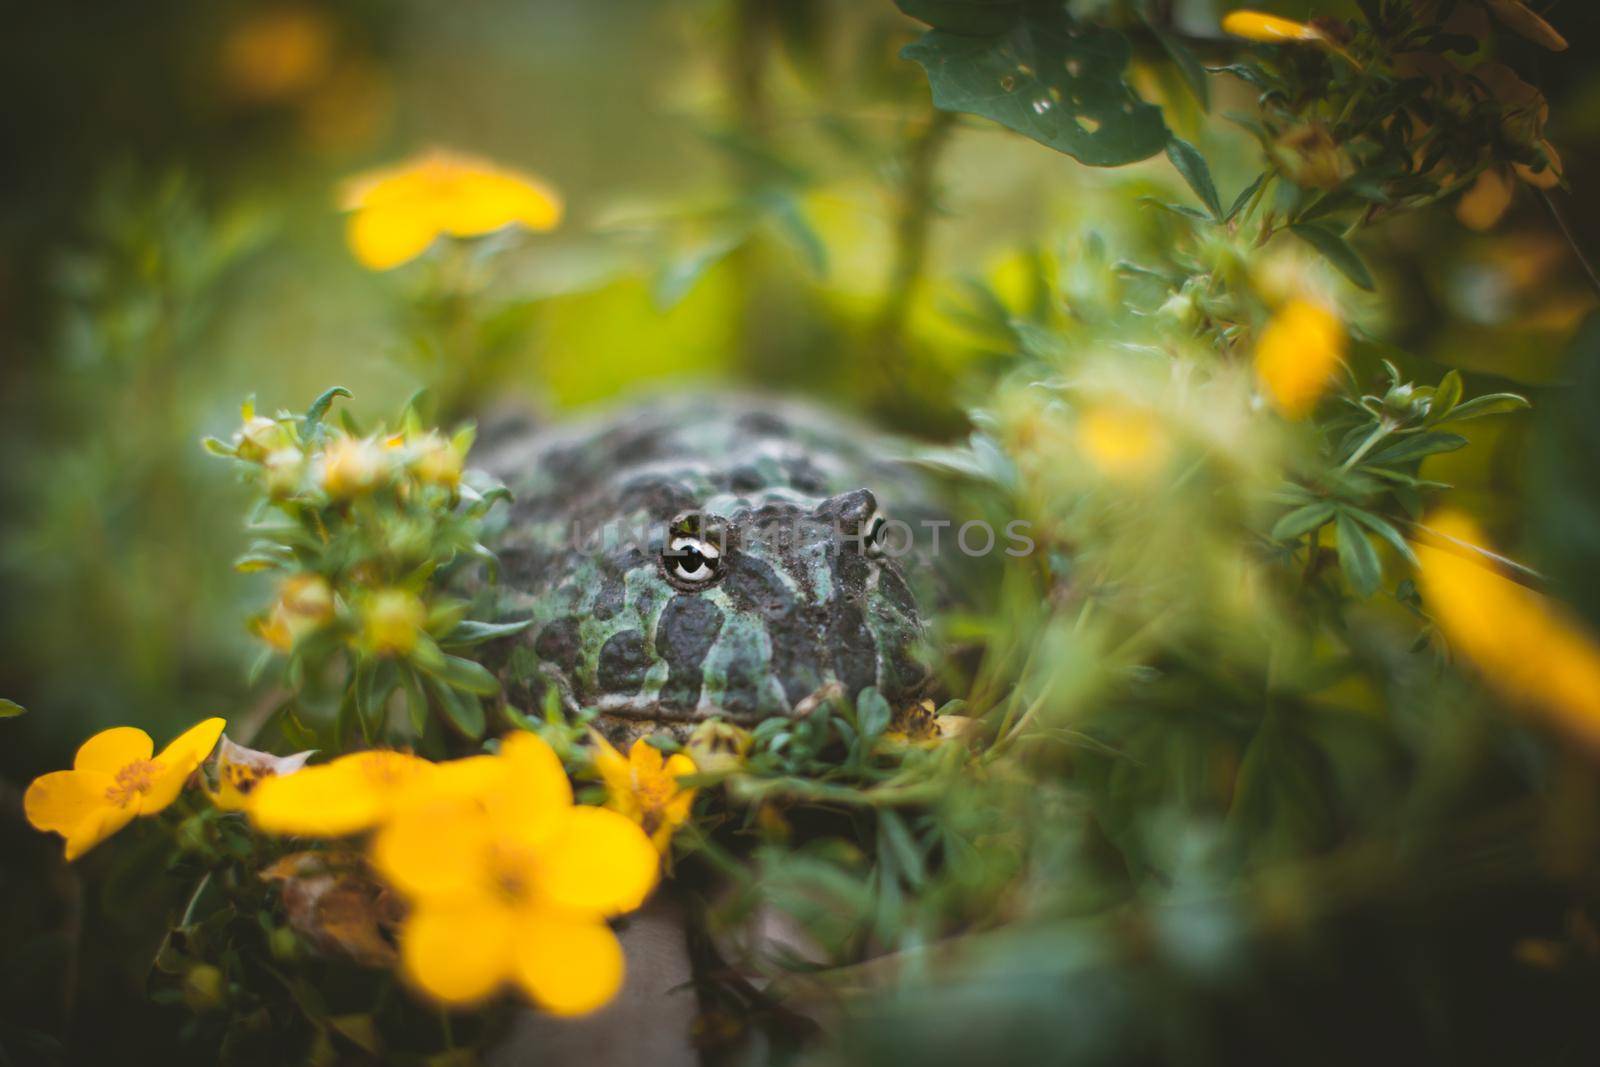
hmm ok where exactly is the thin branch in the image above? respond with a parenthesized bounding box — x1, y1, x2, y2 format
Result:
(1539, 188, 1600, 300)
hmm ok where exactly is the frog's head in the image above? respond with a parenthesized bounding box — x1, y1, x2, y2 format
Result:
(505, 484, 932, 731)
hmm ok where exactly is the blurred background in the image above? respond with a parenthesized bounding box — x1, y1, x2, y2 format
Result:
(4, 0, 1600, 1063)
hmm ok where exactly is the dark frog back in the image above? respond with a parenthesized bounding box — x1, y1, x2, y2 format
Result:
(473, 393, 944, 735)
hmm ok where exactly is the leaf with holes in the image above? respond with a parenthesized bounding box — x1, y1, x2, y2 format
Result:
(900, 12, 1169, 167)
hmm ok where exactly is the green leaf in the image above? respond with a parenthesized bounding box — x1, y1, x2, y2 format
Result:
(1227, 712, 1333, 864)
(654, 232, 745, 311)
(1290, 223, 1375, 291)
(303, 386, 352, 432)
(1344, 509, 1419, 567)
(426, 676, 486, 739)
(856, 687, 893, 742)
(1427, 370, 1463, 424)
(201, 436, 236, 458)
(1365, 432, 1468, 465)
(1226, 172, 1268, 222)
(900, 13, 1169, 167)
(1165, 137, 1221, 218)
(1272, 501, 1336, 541)
(1436, 392, 1531, 423)
(440, 618, 534, 648)
(419, 653, 502, 696)
(0, 698, 25, 718)
(878, 810, 928, 889)
(399, 667, 428, 737)
(1335, 511, 1383, 597)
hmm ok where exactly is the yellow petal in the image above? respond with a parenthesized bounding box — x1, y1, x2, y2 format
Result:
(628, 738, 665, 777)
(1457, 168, 1514, 231)
(536, 806, 659, 916)
(1255, 298, 1345, 419)
(74, 727, 153, 774)
(398, 899, 515, 1005)
(372, 801, 493, 900)
(420, 754, 509, 804)
(511, 911, 624, 1015)
(494, 732, 574, 846)
(250, 750, 432, 836)
(662, 754, 698, 826)
(436, 169, 562, 237)
(590, 731, 635, 804)
(154, 717, 227, 777)
(347, 207, 439, 270)
(25, 770, 113, 834)
(1221, 11, 1322, 43)
(1417, 510, 1600, 747)
(64, 803, 138, 861)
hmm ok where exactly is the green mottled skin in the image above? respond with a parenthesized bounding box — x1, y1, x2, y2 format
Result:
(475, 393, 943, 737)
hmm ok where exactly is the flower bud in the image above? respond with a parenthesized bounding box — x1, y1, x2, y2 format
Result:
(255, 574, 334, 652)
(362, 588, 426, 656)
(410, 431, 464, 489)
(262, 447, 306, 498)
(182, 963, 227, 1012)
(687, 720, 753, 775)
(319, 435, 388, 499)
(234, 415, 291, 462)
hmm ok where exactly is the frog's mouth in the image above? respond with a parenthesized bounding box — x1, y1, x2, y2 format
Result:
(520, 661, 934, 732)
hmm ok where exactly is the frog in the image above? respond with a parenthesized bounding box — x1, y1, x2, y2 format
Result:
(473, 392, 947, 740)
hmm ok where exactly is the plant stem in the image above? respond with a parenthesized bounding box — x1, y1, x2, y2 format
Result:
(873, 108, 957, 368)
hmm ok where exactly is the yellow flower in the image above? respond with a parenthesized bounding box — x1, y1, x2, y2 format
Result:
(207, 736, 316, 812)
(1221, 10, 1324, 43)
(220, 7, 334, 103)
(341, 150, 563, 271)
(1075, 405, 1171, 481)
(360, 588, 427, 657)
(235, 414, 292, 462)
(25, 718, 226, 860)
(254, 573, 335, 653)
(591, 733, 697, 853)
(371, 732, 658, 1012)
(319, 435, 389, 499)
(249, 749, 435, 836)
(1416, 510, 1600, 748)
(1254, 298, 1345, 419)
(407, 430, 465, 490)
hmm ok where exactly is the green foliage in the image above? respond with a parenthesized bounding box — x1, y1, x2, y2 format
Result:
(207, 392, 521, 751)
(898, 2, 1169, 165)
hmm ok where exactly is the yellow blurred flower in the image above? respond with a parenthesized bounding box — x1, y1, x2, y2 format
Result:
(341, 150, 563, 271)
(207, 736, 315, 812)
(407, 430, 465, 490)
(1075, 405, 1171, 481)
(319, 435, 389, 499)
(591, 733, 697, 853)
(1221, 11, 1324, 43)
(1457, 168, 1516, 231)
(255, 573, 334, 653)
(25, 718, 226, 860)
(371, 732, 658, 1012)
(1416, 510, 1600, 748)
(249, 749, 434, 836)
(1254, 298, 1345, 419)
(220, 6, 334, 104)
(360, 588, 427, 657)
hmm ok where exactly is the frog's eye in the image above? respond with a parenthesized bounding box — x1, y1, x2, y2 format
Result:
(661, 511, 729, 590)
(863, 510, 889, 558)
(666, 535, 723, 586)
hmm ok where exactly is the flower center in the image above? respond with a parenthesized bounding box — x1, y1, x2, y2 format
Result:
(487, 843, 537, 906)
(105, 759, 162, 807)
